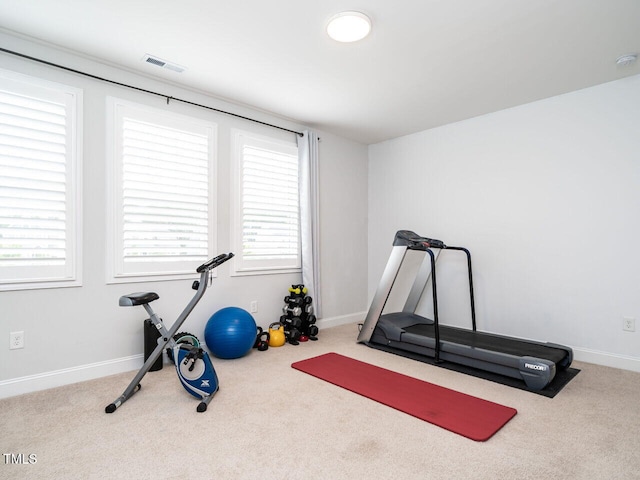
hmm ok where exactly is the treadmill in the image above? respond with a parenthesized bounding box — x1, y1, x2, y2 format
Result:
(357, 230, 573, 391)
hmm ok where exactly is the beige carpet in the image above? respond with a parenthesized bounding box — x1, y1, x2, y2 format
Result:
(2, 322, 639, 480)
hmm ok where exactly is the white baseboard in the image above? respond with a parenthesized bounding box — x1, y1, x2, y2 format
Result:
(0, 314, 367, 400)
(572, 347, 640, 373)
(0, 354, 143, 400)
(318, 311, 366, 329)
(1, 313, 367, 400)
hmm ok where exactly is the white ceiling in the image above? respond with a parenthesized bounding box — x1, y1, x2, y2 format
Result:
(1, 0, 639, 145)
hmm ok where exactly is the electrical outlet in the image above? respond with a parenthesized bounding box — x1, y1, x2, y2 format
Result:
(250, 301, 258, 313)
(10, 331, 24, 350)
(623, 317, 635, 332)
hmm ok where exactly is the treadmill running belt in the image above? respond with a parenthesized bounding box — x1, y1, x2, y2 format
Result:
(403, 322, 567, 364)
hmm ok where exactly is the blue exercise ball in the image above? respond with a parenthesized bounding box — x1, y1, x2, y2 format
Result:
(204, 307, 256, 359)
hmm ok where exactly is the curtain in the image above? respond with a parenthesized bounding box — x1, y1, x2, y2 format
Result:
(297, 130, 322, 318)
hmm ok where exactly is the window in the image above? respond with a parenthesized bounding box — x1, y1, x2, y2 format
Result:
(231, 129, 300, 275)
(0, 69, 82, 291)
(107, 98, 216, 281)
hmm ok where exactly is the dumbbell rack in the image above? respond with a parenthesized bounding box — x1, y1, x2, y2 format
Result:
(281, 284, 318, 345)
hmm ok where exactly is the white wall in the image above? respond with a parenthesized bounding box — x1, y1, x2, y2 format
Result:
(369, 74, 640, 371)
(0, 33, 369, 396)
(316, 132, 369, 320)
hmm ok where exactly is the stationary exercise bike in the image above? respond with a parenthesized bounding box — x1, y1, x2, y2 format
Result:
(105, 253, 234, 414)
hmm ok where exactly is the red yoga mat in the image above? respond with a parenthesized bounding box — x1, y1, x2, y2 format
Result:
(292, 352, 517, 441)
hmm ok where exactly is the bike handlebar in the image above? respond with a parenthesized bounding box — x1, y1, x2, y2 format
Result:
(197, 252, 235, 273)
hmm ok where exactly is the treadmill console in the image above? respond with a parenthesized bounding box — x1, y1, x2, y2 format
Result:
(393, 230, 446, 250)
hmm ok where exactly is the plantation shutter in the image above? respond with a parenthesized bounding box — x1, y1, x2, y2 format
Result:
(233, 131, 300, 273)
(0, 72, 80, 289)
(108, 99, 216, 280)
(121, 118, 209, 263)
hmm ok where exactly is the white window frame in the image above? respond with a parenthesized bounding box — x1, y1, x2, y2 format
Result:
(0, 69, 82, 291)
(230, 129, 301, 276)
(106, 97, 217, 283)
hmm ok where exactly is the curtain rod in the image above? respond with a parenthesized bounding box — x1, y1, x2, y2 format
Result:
(0, 46, 304, 137)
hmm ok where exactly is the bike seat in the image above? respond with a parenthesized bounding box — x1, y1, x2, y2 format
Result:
(119, 292, 159, 307)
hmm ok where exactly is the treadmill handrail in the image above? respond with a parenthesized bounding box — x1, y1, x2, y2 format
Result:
(358, 230, 477, 348)
(443, 246, 476, 332)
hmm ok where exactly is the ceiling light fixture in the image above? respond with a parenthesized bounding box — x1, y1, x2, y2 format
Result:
(327, 11, 371, 43)
(616, 53, 637, 67)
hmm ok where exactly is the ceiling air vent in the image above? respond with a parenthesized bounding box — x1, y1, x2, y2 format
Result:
(141, 54, 186, 73)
